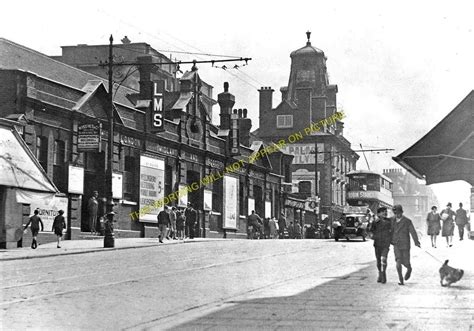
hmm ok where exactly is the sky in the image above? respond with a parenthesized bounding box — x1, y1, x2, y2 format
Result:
(1, 0, 473, 211)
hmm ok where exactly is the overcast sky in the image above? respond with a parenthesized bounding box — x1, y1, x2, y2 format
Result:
(2, 0, 472, 209)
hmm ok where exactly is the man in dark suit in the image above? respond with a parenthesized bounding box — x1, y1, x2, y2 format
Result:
(391, 205, 421, 285)
(368, 207, 392, 284)
(185, 203, 197, 239)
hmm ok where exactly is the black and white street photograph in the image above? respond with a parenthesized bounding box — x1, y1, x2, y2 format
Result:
(1, 1, 473, 330)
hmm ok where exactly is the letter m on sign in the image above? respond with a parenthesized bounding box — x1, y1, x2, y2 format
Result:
(150, 80, 165, 133)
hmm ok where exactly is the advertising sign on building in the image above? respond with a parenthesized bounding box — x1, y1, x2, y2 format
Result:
(178, 184, 188, 207)
(265, 200, 272, 218)
(203, 189, 212, 211)
(139, 155, 165, 222)
(230, 113, 240, 156)
(280, 143, 324, 164)
(20, 193, 69, 231)
(248, 198, 255, 215)
(68, 165, 84, 194)
(112, 172, 123, 199)
(150, 81, 165, 133)
(78, 123, 101, 152)
(223, 175, 238, 229)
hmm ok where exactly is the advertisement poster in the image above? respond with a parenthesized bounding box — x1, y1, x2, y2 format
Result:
(139, 155, 164, 222)
(248, 198, 255, 215)
(178, 184, 188, 207)
(223, 175, 238, 229)
(265, 200, 272, 218)
(112, 172, 123, 199)
(68, 165, 84, 194)
(203, 189, 212, 211)
(28, 195, 69, 231)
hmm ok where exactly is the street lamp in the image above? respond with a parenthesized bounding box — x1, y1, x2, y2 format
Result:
(104, 34, 115, 248)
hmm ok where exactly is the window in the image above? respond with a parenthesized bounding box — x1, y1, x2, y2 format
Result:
(212, 180, 223, 213)
(53, 140, 66, 191)
(123, 155, 137, 200)
(276, 115, 293, 128)
(239, 179, 245, 216)
(36, 136, 48, 171)
(298, 181, 312, 194)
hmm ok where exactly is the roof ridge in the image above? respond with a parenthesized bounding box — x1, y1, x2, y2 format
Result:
(0, 37, 138, 94)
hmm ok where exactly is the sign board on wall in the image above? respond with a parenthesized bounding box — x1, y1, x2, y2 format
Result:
(139, 155, 165, 222)
(178, 184, 188, 207)
(68, 165, 84, 194)
(78, 123, 101, 152)
(112, 172, 123, 199)
(223, 175, 238, 229)
(248, 198, 255, 215)
(203, 189, 212, 211)
(265, 200, 272, 218)
(150, 81, 165, 133)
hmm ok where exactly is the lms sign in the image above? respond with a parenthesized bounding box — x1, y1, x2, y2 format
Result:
(150, 81, 165, 133)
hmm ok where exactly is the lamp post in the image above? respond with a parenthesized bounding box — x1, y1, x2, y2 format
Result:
(104, 34, 115, 248)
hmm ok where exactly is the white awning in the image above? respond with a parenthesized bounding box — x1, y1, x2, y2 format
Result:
(0, 126, 57, 193)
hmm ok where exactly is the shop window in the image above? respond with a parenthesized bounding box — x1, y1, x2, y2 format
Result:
(36, 136, 48, 171)
(123, 155, 137, 200)
(53, 140, 66, 191)
(239, 180, 245, 216)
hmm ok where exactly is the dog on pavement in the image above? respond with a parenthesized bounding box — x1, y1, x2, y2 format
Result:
(439, 260, 464, 287)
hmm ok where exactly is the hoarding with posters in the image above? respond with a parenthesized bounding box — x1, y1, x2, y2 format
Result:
(223, 175, 238, 229)
(139, 155, 165, 222)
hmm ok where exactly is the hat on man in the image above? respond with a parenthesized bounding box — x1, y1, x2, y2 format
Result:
(392, 204, 403, 213)
(447, 202, 452, 207)
(58, 210, 64, 215)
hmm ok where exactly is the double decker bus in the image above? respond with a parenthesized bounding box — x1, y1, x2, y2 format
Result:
(346, 170, 394, 213)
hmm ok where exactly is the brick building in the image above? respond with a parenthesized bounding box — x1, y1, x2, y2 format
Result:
(0, 38, 292, 247)
(255, 32, 359, 225)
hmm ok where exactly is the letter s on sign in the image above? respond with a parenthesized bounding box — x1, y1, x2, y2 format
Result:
(153, 114, 163, 127)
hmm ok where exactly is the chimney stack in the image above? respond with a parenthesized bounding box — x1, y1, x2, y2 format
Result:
(238, 108, 252, 147)
(259, 86, 274, 113)
(218, 82, 235, 130)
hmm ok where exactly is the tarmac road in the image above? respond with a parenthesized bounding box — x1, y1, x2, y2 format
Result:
(1, 237, 473, 330)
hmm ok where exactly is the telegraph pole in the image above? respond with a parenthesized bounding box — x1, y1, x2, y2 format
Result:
(104, 34, 115, 248)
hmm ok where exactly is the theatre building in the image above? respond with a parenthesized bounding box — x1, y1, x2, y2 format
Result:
(0, 38, 292, 246)
(255, 32, 359, 225)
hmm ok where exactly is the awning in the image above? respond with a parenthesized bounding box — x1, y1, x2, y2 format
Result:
(284, 196, 306, 209)
(393, 91, 474, 185)
(0, 124, 57, 193)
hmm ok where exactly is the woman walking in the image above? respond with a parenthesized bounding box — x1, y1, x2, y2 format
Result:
(426, 206, 441, 248)
(52, 210, 66, 248)
(441, 203, 456, 247)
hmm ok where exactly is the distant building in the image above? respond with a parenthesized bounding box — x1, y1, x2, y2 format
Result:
(383, 168, 439, 231)
(255, 32, 359, 224)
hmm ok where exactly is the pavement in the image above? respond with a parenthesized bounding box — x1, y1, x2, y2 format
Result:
(0, 236, 227, 261)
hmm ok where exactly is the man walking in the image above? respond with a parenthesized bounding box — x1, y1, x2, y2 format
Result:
(278, 212, 287, 239)
(455, 202, 468, 241)
(391, 205, 420, 285)
(169, 207, 177, 240)
(247, 210, 262, 239)
(157, 206, 170, 243)
(368, 207, 392, 283)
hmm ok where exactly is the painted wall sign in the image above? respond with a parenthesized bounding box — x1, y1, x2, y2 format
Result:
(280, 143, 324, 164)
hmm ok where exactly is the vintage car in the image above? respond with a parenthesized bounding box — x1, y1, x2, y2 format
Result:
(332, 213, 370, 241)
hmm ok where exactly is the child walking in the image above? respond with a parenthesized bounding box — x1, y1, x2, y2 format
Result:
(24, 209, 44, 249)
(52, 210, 66, 248)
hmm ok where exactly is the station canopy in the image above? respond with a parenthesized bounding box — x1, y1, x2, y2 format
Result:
(393, 91, 474, 185)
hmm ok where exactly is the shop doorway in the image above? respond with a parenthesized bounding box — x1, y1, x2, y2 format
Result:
(81, 152, 105, 232)
(253, 185, 263, 218)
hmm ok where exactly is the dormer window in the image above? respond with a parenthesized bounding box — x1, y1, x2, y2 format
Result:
(276, 115, 293, 128)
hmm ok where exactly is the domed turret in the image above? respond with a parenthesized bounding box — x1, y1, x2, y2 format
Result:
(290, 31, 325, 58)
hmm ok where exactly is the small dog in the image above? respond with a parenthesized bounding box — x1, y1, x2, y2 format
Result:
(439, 260, 464, 287)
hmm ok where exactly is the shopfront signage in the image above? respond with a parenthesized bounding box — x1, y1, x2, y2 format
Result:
(280, 143, 324, 164)
(284, 198, 306, 209)
(78, 123, 101, 152)
(120, 135, 142, 148)
(150, 81, 165, 133)
(230, 113, 240, 156)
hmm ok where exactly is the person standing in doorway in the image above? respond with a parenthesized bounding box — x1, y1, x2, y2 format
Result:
(368, 207, 392, 283)
(185, 203, 197, 239)
(52, 210, 66, 248)
(24, 209, 44, 249)
(169, 207, 177, 240)
(87, 191, 99, 235)
(176, 209, 185, 240)
(278, 212, 287, 239)
(391, 205, 420, 285)
(426, 206, 441, 248)
(441, 202, 456, 247)
(455, 202, 468, 241)
(157, 206, 170, 243)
